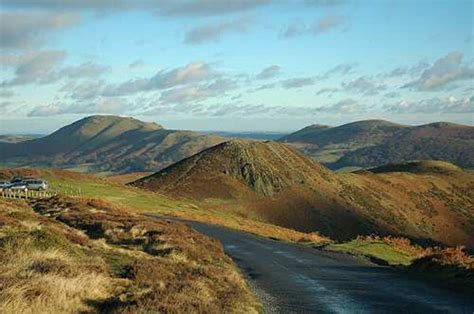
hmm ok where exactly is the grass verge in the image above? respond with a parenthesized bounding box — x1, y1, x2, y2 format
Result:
(0, 197, 261, 313)
(329, 235, 474, 292)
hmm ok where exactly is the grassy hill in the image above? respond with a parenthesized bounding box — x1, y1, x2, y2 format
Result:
(0, 115, 225, 173)
(131, 140, 474, 250)
(133, 140, 335, 198)
(280, 120, 474, 169)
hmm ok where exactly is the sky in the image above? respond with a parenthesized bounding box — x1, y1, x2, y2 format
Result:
(0, 0, 473, 134)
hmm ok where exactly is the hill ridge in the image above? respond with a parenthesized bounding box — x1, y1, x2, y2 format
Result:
(0, 115, 225, 173)
(280, 120, 474, 169)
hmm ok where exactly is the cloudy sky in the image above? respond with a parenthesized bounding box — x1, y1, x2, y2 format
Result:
(0, 0, 473, 133)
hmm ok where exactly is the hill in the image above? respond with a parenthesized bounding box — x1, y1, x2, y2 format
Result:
(0, 134, 42, 143)
(133, 139, 336, 199)
(132, 140, 474, 249)
(280, 120, 474, 169)
(205, 131, 287, 141)
(364, 160, 463, 175)
(0, 115, 225, 173)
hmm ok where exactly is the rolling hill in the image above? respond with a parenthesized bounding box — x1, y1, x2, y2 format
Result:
(132, 140, 474, 249)
(0, 115, 225, 173)
(280, 120, 474, 169)
(0, 134, 42, 143)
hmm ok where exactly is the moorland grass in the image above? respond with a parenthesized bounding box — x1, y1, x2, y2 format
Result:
(0, 197, 261, 313)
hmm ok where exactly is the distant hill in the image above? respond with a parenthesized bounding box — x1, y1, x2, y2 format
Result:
(364, 160, 463, 175)
(204, 131, 288, 141)
(279, 120, 474, 169)
(132, 140, 474, 249)
(0, 134, 42, 143)
(0, 115, 225, 173)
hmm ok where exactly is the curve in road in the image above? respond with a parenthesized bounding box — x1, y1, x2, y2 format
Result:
(184, 220, 473, 314)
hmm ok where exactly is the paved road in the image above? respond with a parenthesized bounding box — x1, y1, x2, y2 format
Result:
(183, 220, 473, 314)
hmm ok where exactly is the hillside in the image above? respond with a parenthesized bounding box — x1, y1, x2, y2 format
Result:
(0, 195, 259, 313)
(0, 167, 330, 244)
(0, 134, 42, 143)
(280, 120, 474, 169)
(132, 140, 474, 249)
(133, 139, 336, 198)
(365, 160, 463, 174)
(0, 115, 225, 173)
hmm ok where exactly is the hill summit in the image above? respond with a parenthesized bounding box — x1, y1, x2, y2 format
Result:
(132, 139, 335, 198)
(0, 115, 225, 173)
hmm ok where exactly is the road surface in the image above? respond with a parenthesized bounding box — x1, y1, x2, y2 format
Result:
(183, 220, 473, 314)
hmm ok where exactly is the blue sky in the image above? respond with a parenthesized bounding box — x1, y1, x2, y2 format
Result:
(0, 0, 473, 133)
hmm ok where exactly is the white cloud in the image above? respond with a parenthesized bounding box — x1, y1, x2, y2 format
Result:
(281, 77, 315, 89)
(281, 15, 346, 38)
(1, 50, 67, 86)
(312, 15, 345, 35)
(184, 17, 253, 44)
(1, 0, 270, 16)
(103, 62, 217, 96)
(256, 65, 281, 80)
(385, 96, 474, 113)
(28, 97, 131, 116)
(403, 52, 474, 91)
(316, 98, 362, 114)
(342, 77, 386, 95)
(0, 11, 80, 49)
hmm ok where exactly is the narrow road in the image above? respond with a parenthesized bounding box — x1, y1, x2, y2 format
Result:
(184, 220, 473, 314)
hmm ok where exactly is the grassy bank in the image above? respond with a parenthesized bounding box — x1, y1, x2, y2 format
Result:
(329, 235, 474, 292)
(0, 197, 261, 313)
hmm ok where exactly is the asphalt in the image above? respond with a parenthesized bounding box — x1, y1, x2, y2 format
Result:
(180, 220, 474, 314)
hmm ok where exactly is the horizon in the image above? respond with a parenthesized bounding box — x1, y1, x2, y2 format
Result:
(1, 0, 473, 133)
(0, 114, 472, 136)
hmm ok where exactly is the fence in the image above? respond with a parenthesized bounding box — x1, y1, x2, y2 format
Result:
(0, 189, 57, 200)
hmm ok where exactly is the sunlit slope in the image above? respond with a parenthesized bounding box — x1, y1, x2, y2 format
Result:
(0, 167, 330, 244)
(132, 140, 474, 249)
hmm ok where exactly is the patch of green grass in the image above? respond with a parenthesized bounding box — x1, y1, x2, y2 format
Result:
(330, 239, 416, 266)
(43, 175, 181, 215)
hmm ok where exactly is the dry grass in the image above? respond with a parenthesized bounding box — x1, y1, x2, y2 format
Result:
(0, 241, 112, 314)
(408, 246, 474, 290)
(173, 206, 332, 246)
(0, 197, 261, 313)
